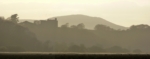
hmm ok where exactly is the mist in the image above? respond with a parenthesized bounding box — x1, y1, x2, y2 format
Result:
(0, 0, 150, 54)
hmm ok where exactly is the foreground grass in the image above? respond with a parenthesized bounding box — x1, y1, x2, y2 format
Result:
(0, 52, 149, 59)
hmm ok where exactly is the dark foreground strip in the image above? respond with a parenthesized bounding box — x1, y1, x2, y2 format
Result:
(0, 53, 149, 59)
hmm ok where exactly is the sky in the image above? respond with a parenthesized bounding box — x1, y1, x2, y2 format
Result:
(0, 0, 150, 27)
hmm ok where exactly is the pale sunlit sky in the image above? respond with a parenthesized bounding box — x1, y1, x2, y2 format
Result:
(0, 0, 150, 27)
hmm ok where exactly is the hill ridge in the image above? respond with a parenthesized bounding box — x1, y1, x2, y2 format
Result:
(20, 14, 127, 30)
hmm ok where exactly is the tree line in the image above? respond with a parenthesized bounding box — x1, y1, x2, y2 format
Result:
(0, 14, 149, 53)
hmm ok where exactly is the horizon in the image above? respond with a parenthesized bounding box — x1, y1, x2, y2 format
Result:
(0, 0, 150, 27)
(19, 14, 149, 28)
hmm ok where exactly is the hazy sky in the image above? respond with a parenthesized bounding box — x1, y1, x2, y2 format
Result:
(0, 0, 150, 27)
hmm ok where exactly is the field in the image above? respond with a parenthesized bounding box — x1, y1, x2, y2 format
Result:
(0, 52, 149, 59)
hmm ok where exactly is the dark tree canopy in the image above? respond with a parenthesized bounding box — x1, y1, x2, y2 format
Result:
(10, 14, 19, 23)
(2, 14, 150, 53)
(0, 17, 40, 52)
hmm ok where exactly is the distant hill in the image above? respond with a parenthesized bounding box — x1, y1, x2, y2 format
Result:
(20, 14, 127, 30)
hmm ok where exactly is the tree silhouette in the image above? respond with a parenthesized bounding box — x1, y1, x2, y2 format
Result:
(88, 45, 105, 53)
(77, 23, 85, 29)
(10, 14, 19, 23)
(107, 46, 130, 53)
(133, 49, 142, 53)
(18, 16, 150, 53)
(0, 17, 40, 52)
(129, 24, 150, 30)
(94, 24, 114, 31)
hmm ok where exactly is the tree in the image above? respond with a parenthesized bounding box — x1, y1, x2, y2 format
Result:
(60, 23, 69, 29)
(70, 23, 85, 29)
(68, 44, 80, 52)
(79, 44, 86, 52)
(7, 46, 25, 52)
(10, 14, 19, 23)
(70, 25, 77, 29)
(77, 23, 85, 29)
(88, 45, 105, 53)
(94, 24, 114, 31)
(129, 24, 150, 30)
(68, 44, 86, 52)
(133, 49, 142, 53)
(106, 46, 130, 53)
(61, 23, 69, 28)
(0, 18, 40, 52)
(0, 16, 4, 20)
(43, 40, 51, 52)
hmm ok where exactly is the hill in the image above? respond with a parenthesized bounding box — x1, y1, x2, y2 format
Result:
(20, 14, 127, 30)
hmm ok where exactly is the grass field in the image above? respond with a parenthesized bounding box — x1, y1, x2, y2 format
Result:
(0, 52, 149, 59)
